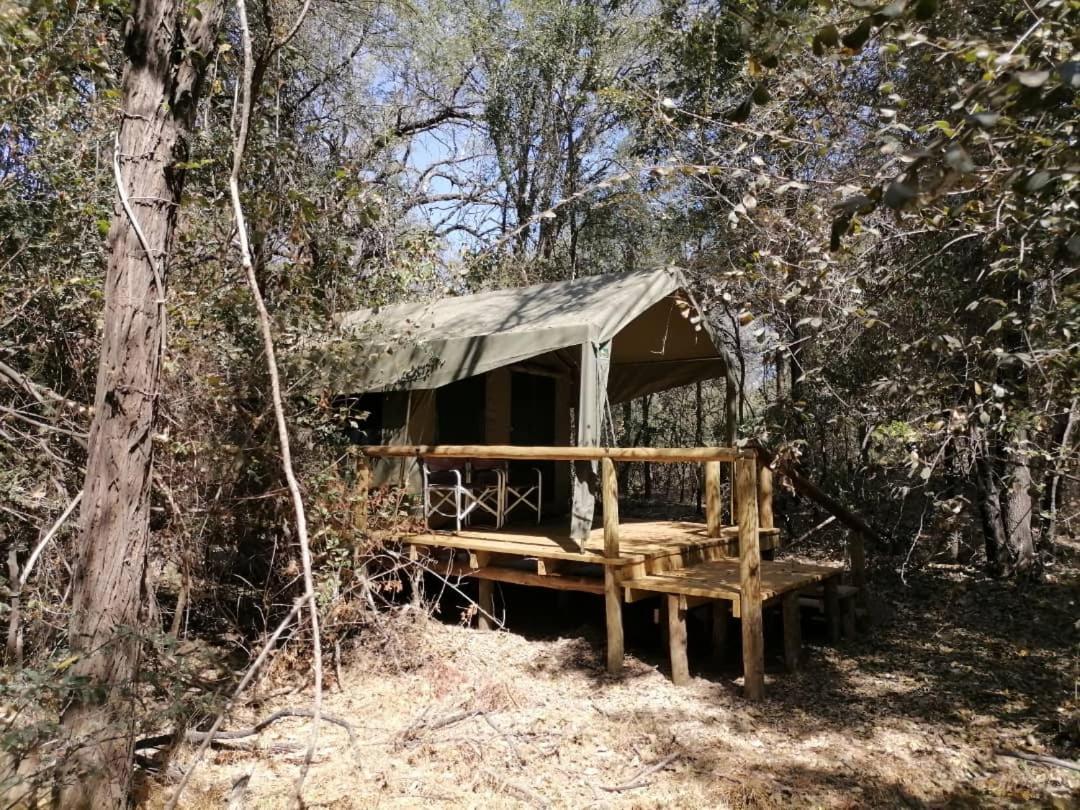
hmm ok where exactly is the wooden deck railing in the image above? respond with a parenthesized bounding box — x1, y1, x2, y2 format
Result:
(360, 443, 772, 699)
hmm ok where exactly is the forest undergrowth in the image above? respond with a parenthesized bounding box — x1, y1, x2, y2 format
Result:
(146, 536, 1080, 809)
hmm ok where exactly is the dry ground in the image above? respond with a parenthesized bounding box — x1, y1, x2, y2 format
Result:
(148, 552, 1079, 809)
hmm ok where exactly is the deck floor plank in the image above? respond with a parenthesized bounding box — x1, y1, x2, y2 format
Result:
(400, 519, 780, 565)
(622, 558, 840, 604)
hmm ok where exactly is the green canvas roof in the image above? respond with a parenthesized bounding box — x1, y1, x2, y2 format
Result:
(314, 267, 730, 402)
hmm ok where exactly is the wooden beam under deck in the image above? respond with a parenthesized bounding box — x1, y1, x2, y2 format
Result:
(360, 444, 755, 463)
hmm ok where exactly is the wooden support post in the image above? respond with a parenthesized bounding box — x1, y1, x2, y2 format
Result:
(823, 577, 841, 644)
(667, 594, 689, 686)
(782, 591, 801, 673)
(711, 601, 730, 669)
(757, 456, 774, 531)
(736, 457, 764, 700)
(842, 598, 857, 641)
(601, 457, 623, 674)
(478, 579, 495, 631)
(475, 551, 495, 630)
(705, 461, 722, 538)
(849, 530, 867, 617)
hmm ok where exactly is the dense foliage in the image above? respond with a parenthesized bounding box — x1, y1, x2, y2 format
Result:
(0, 0, 1075, 801)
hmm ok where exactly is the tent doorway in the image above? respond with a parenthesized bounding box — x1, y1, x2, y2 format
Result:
(436, 375, 486, 444)
(511, 371, 556, 505)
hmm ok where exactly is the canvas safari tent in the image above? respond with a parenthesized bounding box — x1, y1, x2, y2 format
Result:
(316, 266, 736, 540)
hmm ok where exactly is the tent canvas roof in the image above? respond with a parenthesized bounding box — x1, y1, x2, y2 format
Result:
(316, 267, 730, 400)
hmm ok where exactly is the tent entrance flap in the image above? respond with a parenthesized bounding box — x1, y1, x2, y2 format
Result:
(570, 340, 610, 545)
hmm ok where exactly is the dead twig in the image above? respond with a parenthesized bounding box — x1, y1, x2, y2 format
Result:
(164, 594, 309, 810)
(484, 712, 526, 766)
(226, 772, 251, 810)
(600, 752, 679, 792)
(397, 708, 483, 746)
(480, 767, 549, 808)
(995, 749, 1080, 773)
(136, 707, 359, 751)
(227, 0, 322, 805)
(19, 491, 83, 589)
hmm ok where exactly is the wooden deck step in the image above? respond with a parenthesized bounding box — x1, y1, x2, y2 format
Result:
(622, 558, 842, 617)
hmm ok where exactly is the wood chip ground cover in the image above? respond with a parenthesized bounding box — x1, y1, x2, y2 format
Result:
(149, 558, 1079, 809)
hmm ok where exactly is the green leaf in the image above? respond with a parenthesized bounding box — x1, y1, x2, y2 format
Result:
(727, 96, 753, 122)
(913, 0, 938, 20)
(832, 194, 877, 215)
(1060, 62, 1080, 89)
(1015, 70, 1050, 88)
(967, 111, 1000, 129)
(842, 18, 873, 51)
(1013, 170, 1052, 195)
(830, 214, 853, 250)
(873, 1, 907, 23)
(813, 24, 840, 56)
(944, 144, 975, 173)
(883, 181, 917, 209)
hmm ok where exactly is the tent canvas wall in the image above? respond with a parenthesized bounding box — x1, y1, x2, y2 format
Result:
(317, 267, 736, 541)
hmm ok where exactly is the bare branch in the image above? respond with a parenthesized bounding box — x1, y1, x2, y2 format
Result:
(19, 491, 83, 589)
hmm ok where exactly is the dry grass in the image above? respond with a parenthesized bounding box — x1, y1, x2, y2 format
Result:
(146, 557, 1079, 809)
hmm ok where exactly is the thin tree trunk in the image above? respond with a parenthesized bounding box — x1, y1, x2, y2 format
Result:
(695, 381, 704, 511)
(1002, 427, 1035, 573)
(973, 433, 1006, 573)
(642, 395, 652, 501)
(1042, 397, 1077, 552)
(58, 1, 222, 806)
(618, 400, 632, 493)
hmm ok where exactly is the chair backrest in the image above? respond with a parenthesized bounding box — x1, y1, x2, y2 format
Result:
(469, 458, 506, 473)
(424, 457, 463, 473)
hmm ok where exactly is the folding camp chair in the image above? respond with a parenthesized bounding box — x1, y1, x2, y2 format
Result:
(421, 457, 470, 532)
(504, 464, 542, 524)
(468, 459, 506, 529)
(421, 457, 504, 531)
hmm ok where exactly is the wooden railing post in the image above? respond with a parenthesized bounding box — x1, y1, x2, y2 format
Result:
(704, 460, 722, 538)
(757, 456, 774, 531)
(735, 457, 764, 700)
(849, 531, 867, 616)
(601, 457, 623, 674)
(729, 462, 736, 526)
(354, 451, 370, 536)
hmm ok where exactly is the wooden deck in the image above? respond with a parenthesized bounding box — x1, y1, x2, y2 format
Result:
(404, 519, 782, 568)
(362, 443, 862, 700)
(623, 558, 841, 617)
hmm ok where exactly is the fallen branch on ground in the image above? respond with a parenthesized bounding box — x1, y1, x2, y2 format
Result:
(484, 712, 526, 766)
(995, 749, 1080, 773)
(480, 767, 549, 808)
(397, 707, 483, 746)
(600, 752, 679, 792)
(136, 707, 359, 752)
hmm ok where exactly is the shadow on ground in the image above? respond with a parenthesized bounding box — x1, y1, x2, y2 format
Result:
(424, 542, 1079, 806)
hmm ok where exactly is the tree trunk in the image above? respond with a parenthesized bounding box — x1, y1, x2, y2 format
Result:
(1001, 427, 1035, 573)
(1042, 396, 1077, 553)
(974, 439, 1006, 573)
(695, 381, 704, 511)
(618, 400, 632, 493)
(58, 1, 222, 806)
(641, 395, 652, 501)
